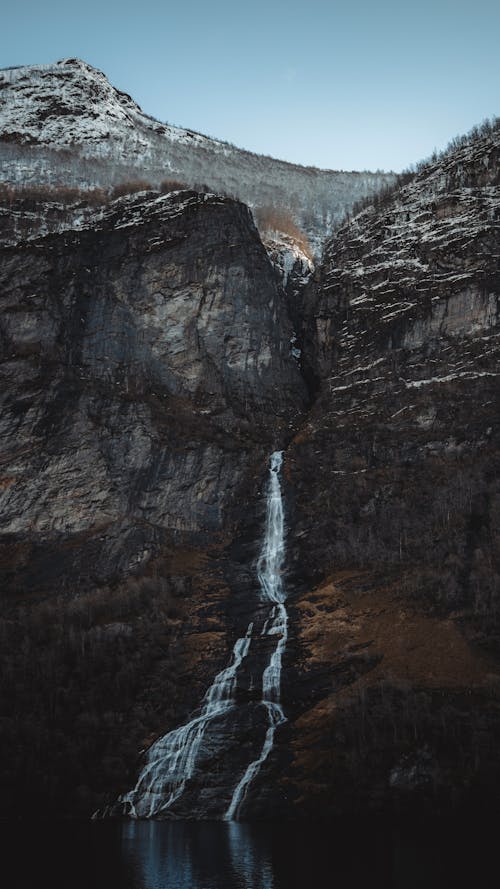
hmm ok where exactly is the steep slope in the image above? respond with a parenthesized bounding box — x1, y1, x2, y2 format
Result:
(0, 187, 306, 815)
(0, 59, 394, 254)
(280, 122, 500, 817)
(1, 61, 499, 820)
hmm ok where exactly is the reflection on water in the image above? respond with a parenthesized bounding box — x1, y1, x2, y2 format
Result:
(227, 822, 273, 889)
(118, 818, 495, 889)
(121, 821, 275, 889)
(3, 814, 497, 889)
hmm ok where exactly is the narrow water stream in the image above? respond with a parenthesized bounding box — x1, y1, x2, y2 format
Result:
(225, 451, 288, 819)
(116, 622, 254, 818)
(95, 450, 288, 820)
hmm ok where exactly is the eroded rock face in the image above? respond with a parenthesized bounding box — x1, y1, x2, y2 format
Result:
(0, 188, 308, 815)
(0, 190, 306, 585)
(1, 117, 499, 820)
(279, 124, 500, 817)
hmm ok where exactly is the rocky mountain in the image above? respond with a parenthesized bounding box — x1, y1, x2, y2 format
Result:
(0, 60, 498, 820)
(0, 185, 308, 816)
(0, 58, 394, 255)
(283, 118, 500, 816)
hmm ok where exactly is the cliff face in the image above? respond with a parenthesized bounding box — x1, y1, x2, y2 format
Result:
(0, 187, 306, 815)
(0, 189, 305, 581)
(0, 86, 499, 819)
(282, 123, 500, 816)
(0, 59, 394, 255)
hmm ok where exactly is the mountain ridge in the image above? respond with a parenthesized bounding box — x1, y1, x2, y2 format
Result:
(0, 58, 389, 174)
(0, 62, 498, 819)
(0, 58, 395, 255)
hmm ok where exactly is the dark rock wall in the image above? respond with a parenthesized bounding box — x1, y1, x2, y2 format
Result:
(1, 124, 499, 819)
(0, 189, 305, 815)
(281, 125, 500, 816)
(0, 190, 305, 592)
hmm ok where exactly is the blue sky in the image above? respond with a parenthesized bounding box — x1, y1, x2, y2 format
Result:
(1, 0, 498, 172)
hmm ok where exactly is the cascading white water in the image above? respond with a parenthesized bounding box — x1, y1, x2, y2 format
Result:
(95, 449, 289, 822)
(225, 450, 288, 821)
(113, 622, 253, 818)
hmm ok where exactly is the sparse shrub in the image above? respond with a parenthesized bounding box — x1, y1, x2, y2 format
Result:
(160, 179, 187, 193)
(0, 570, 185, 817)
(85, 187, 108, 206)
(0, 182, 109, 206)
(255, 205, 312, 258)
(347, 115, 500, 222)
(0, 183, 15, 204)
(193, 182, 211, 193)
(110, 179, 153, 199)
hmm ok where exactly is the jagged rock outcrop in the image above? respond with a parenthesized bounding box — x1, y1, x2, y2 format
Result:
(0, 189, 305, 571)
(263, 233, 314, 307)
(0, 187, 107, 247)
(280, 122, 500, 817)
(0, 187, 306, 815)
(0, 59, 394, 255)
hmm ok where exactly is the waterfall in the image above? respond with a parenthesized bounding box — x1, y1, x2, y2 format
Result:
(110, 622, 253, 818)
(225, 450, 288, 821)
(95, 450, 288, 821)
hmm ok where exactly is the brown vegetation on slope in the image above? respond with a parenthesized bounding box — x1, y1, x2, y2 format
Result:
(255, 205, 313, 259)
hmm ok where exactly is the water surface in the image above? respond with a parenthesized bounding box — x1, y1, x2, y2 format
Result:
(3, 817, 496, 889)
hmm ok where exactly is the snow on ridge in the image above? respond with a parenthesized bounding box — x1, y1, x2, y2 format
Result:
(405, 371, 499, 388)
(0, 57, 392, 176)
(0, 58, 316, 161)
(314, 122, 500, 406)
(0, 59, 396, 255)
(0, 59, 156, 150)
(0, 186, 240, 248)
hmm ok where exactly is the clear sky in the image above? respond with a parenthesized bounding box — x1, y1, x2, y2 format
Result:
(1, 0, 498, 172)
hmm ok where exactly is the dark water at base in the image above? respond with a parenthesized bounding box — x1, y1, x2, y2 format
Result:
(2, 817, 496, 889)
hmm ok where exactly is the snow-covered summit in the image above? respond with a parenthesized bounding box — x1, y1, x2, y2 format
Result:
(0, 59, 395, 254)
(0, 58, 222, 152)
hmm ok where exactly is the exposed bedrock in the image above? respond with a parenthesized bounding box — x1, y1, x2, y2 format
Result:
(281, 124, 500, 817)
(1, 123, 499, 820)
(0, 189, 306, 591)
(0, 189, 306, 816)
